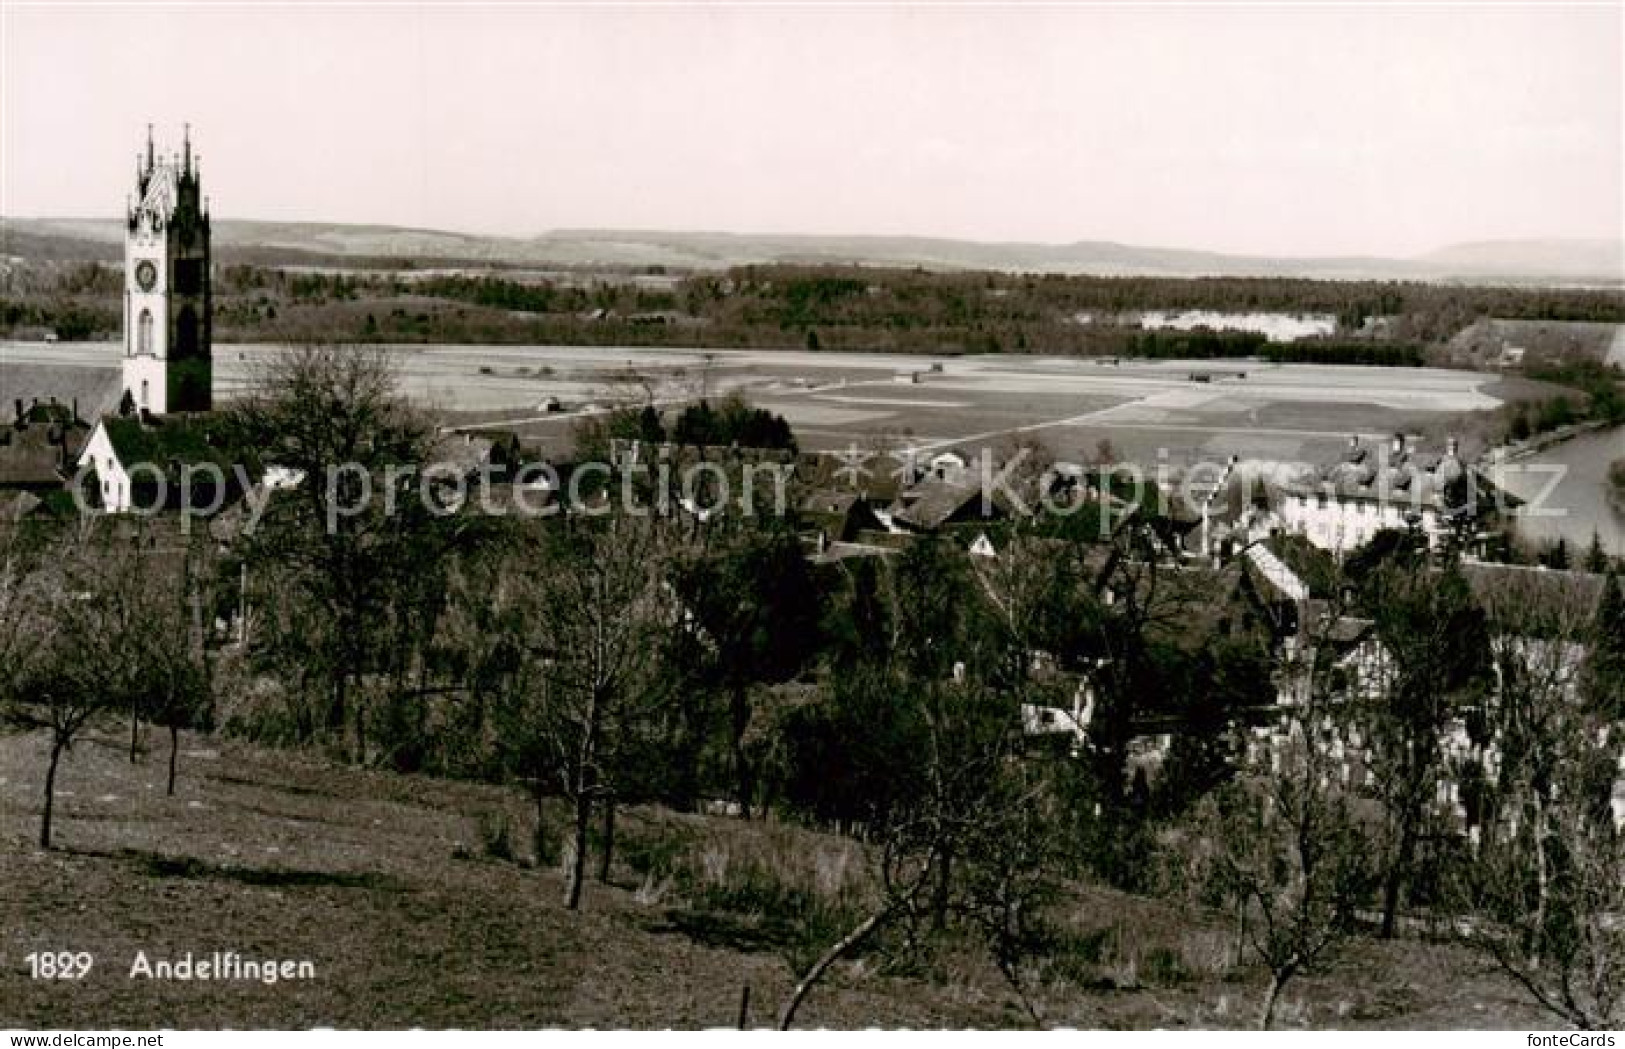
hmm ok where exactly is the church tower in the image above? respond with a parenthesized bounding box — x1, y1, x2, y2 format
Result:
(124, 124, 212, 415)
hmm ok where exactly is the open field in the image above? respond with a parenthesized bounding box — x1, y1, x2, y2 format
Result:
(3, 341, 1507, 470)
(17, 338, 1622, 551)
(0, 727, 1553, 1029)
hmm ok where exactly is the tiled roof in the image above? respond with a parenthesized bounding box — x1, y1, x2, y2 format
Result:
(1284, 436, 1513, 514)
(1, 363, 123, 421)
(0, 420, 81, 487)
(892, 478, 987, 531)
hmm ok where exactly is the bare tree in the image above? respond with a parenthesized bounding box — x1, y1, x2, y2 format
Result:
(956, 759, 1066, 1028)
(4, 531, 148, 848)
(968, 529, 1094, 689)
(1083, 508, 1202, 820)
(508, 514, 673, 910)
(1355, 558, 1492, 937)
(670, 521, 822, 819)
(106, 532, 164, 764)
(775, 815, 937, 1030)
(135, 539, 217, 795)
(1189, 597, 1376, 1029)
(778, 540, 1057, 1029)
(1455, 571, 1624, 1030)
(229, 344, 442, 761)
(776, 673, 1055, 1029)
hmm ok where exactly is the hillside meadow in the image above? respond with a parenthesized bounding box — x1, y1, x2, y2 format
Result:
(2, 727, 1549, 1029)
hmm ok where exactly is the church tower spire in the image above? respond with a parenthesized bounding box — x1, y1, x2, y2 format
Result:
(123, 124, 212, 416)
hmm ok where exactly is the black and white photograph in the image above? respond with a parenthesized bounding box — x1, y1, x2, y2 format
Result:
(1, 0, 1622, 1035)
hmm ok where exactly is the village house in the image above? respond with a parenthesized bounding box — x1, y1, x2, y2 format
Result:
(798, 489, 883, 547)
(1278, 433, 1516, 555)
(0, 399, 94, 515)
(889, 476, 997, 533)
(0, 357, 127, 516)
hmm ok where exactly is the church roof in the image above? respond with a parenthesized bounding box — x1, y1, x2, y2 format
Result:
(99, 414, 259, 478)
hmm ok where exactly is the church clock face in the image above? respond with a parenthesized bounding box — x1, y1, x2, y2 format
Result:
(135, 259, 157, 291)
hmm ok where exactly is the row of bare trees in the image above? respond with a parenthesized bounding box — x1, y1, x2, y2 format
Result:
(1181, 546, 1623, 1030)
(1, 522, 215, 847)
(1457, 568, 1624, 1030)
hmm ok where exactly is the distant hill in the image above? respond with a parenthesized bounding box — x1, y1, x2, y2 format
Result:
(4, 216, 1620, 285)
(1416, 239, 1625, 284)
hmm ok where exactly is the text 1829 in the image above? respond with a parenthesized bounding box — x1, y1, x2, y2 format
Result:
(25, 951, 94, 979)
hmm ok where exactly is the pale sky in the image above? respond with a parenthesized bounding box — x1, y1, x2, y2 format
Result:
(2, 2, 1621, 258)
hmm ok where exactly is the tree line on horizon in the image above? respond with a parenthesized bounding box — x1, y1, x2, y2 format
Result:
(5, 259, 1624, 361)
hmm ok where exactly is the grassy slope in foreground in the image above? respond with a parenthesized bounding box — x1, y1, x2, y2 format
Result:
(1, 729, 1547, 1029)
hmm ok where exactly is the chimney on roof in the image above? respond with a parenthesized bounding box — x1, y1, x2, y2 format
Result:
(1391, 433, 1406, 457)
(1447, 435, 1459, 458)
(13, 399, 21, 425)
(1348, 434, 1359, 450)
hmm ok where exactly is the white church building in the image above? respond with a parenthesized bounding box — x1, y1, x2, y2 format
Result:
(77, 126, 219, 513)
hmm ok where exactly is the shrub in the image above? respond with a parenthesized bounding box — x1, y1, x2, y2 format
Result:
(479, 811, 516, 863)
(629, 820, 872, 974)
